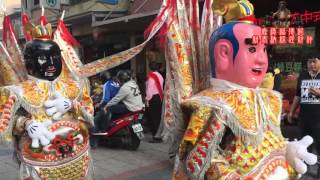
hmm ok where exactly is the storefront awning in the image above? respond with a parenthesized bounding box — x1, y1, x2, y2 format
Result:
(91, 10, 159, 33)
(65, 0, 129, 19)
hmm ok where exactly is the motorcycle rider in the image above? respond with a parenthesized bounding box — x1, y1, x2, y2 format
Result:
(91, 71, 120, 136)
(104, 70, 144, 124)
(91, 70, 144, 148)
(98, 71, 120, 108)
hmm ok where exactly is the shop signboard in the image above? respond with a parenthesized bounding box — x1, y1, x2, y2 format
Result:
(271, 61, 302, 73)
(41, 0, 60, 9)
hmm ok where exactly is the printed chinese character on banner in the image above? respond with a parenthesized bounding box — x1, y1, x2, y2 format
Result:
(279, 28, 286, 36)
(297, 36, 304, 44)
(290, 12, 300, 24)
(300, 11, 313, 24)
(262, 28, 268, 36)
(297, 28, 304, 36)
(306, 35, 314, 45)
(261, 36, 268, 44)
(293, 62, 302, 72)
(313, 11, 320, 22)
(270, 35, 277, 44)
(270, 28, 277, 36)
(288, 28, 295, 36)
(278, 28, 286, 44)
(285, 62, 293, 72)
(279, 36, 286, 44)
(288, 36, 295, 44)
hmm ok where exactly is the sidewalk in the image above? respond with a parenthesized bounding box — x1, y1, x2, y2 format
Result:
(0, 134, 172, 180)
(93, 134, 172, 180)
(0, 132, 317, 179)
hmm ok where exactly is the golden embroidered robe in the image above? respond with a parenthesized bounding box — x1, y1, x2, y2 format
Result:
(173, 79, 297, 180)
(0, 72, 94, 180)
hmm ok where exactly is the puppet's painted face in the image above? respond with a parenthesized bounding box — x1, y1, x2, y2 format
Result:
(214, 23, 268, 88)
(24, 39, 62, 81)
(232, 23, 268, 88)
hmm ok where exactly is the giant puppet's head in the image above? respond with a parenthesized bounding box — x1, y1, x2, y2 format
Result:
(210, 0, 268, 88)
(23, 21, 62, 81)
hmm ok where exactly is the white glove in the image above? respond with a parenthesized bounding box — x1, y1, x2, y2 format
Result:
(25, 120, 55, 148)
(286, 135, 317, 174)
(44, 92, 72, 121)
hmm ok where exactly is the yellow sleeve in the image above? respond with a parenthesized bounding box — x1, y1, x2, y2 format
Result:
(180, 101, 212, 145)
(174, 102, 241, 179)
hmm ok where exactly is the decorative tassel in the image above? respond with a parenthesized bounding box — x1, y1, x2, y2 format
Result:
(21, 14, 33, 41)
(2, 16, 17, 47)
(39, 6, 47, 26)
(190, 0, 200, 31)
(144, 0, 176, 40)
(56, 20, 80, 47)
(39, 16, 47, 26)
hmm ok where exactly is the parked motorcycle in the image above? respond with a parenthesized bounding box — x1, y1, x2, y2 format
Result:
(91, 111, 144, 150)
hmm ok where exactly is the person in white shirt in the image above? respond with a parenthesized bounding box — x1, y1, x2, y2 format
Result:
(103, 70, 144, 127)
(91, 70, 144, 147)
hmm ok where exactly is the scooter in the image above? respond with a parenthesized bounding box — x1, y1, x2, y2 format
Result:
(91, 111, 144, 150)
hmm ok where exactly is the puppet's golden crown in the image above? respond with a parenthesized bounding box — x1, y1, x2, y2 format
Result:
(212, 0, 255, 23)
(24, 22, 53, 39)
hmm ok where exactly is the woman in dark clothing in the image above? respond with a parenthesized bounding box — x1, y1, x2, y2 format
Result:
(145, 62, 164, 143)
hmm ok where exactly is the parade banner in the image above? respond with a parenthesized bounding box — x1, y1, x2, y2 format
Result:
(54, 2, 170, 78)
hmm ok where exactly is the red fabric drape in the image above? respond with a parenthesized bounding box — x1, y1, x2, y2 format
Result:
(148, 72, 163, 101)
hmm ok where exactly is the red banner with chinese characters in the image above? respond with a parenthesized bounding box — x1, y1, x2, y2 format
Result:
(252, 27, 314, 45)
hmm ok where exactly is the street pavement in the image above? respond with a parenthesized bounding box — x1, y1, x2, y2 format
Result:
(0, 133, 172, 180)
(0, 129, 319, 179)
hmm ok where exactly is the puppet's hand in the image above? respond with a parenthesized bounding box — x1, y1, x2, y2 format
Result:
(25, 120, 55, 148)
(44, 92, 72, 120)
(286, 135, 317, 174)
